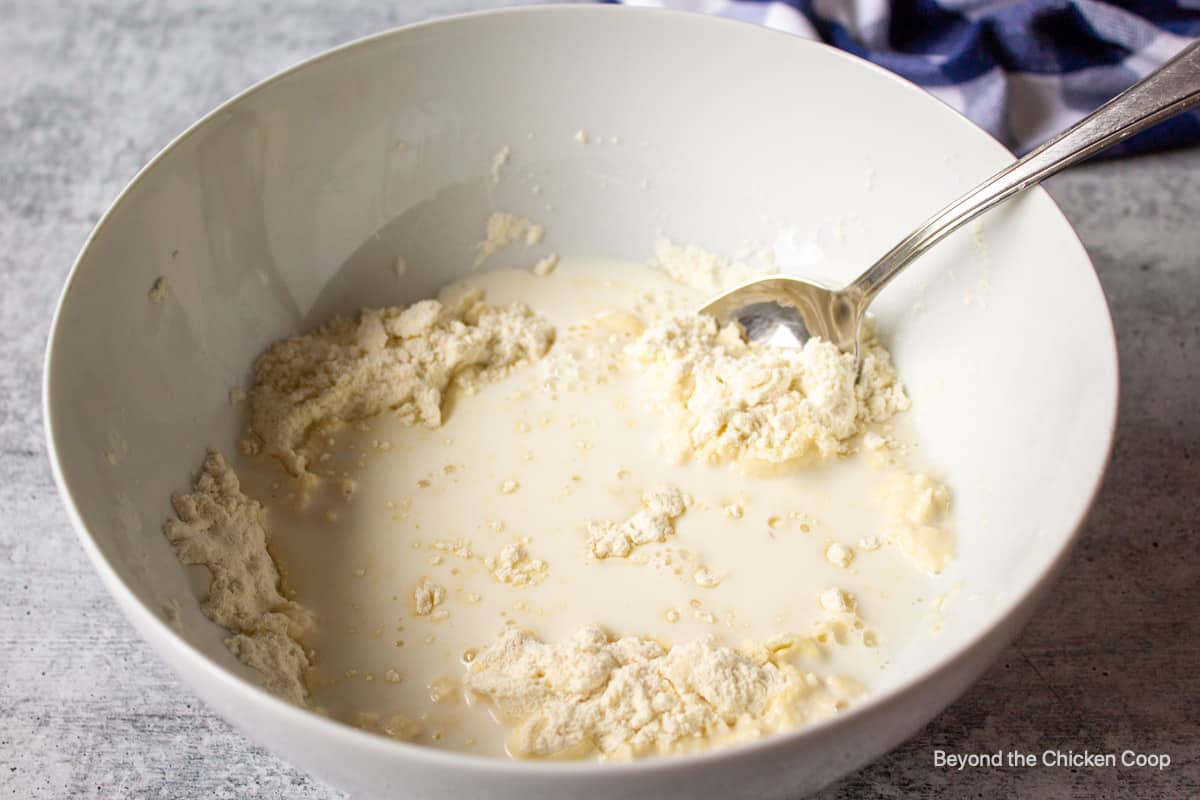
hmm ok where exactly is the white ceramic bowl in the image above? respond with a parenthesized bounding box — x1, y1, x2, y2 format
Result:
(44, 6, 1118, 798)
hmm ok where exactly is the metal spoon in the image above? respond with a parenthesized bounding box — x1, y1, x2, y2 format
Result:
(701, 40, 1200, 360)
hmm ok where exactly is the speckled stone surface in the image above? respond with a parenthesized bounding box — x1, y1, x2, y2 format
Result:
(1, 2, 1197, 798)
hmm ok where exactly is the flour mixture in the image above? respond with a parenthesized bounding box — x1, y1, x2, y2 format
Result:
(163, 241, 954, 761)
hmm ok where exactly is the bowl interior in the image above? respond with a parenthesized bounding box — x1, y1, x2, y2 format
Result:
(46, 4, 1116, 768)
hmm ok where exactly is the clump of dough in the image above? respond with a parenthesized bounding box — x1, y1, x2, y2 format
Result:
(860, 433, 955, 572)
(489, 145, 511, 183)
(163, 450, 312, 704)
(246, 288, 554, 474)
(486, 542, 548, 587)
(413, 578, 447, 616)
(475, 211, 544, 265)
(818, 587, 856, 615)
(877, 471, 954, 573)
(354, 711, 423, 741)
(825, 543, 854, 569)
(627, 313, 908, 467)
(148, 276, 169, 304)
(431, 538, 474, 560)
(532, 253, 559, 277)
(463, 626, 861, 759)
(587, 486, 689, 559)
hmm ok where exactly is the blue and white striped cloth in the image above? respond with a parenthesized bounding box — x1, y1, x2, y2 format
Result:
(617, 1, 1200, 155)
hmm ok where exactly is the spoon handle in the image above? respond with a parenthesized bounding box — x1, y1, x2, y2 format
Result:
(848, 39, 1200, 305)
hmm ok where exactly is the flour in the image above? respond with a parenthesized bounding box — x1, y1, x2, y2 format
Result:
(431, 538, 474, 560)
(162, 598, 183, 629)
(692, 566, 724, 589)
(859, 434, 954, 571)
(628, 313, 908, 468)
(489, 145, 511, 183)
(104, 429, 128, 466)
(539, 310, 644, 392)
(245, 287, 554, 474)
(148, 276, 168, 304)
(425, 537, 547, 586)
(877, 470, 954, 573)
(653, 239, 773, 295)
(641, 239, 909, 467)
(824, 542, 854, 569)
(588, 483, 727, 592)
(413, 578, 447, 617)
(818, 587, 856, 615)
(809, 586, 880, 650)
(160, 248, 950, 760)
(354, 711, 422, 741)
(532, 253, 559, 277)
(163, 450, 312, 704)
(475, 211, 544, 266)
(485, 542, 548, 587)
(463, 626, 861, 759)
(586, 486, 689, 559)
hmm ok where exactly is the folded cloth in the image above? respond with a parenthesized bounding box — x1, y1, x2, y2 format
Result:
(616, 0, 1200, 156)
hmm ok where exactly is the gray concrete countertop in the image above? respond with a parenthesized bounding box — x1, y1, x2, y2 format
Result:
(2, 2, 1197, 798)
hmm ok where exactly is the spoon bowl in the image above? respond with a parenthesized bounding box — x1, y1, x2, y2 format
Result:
(699, 276, 861, 354)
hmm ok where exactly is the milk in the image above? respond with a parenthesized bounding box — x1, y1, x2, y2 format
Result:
(238, 259, 943, 757)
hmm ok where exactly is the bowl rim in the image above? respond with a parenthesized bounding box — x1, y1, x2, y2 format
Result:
(43, 2, 1119, 779)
